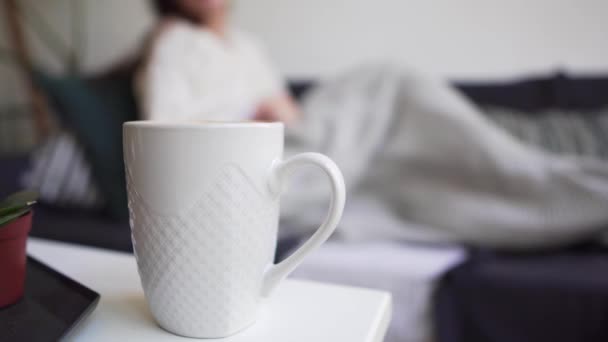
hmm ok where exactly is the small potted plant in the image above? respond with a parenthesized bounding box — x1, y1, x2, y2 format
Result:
(0, 191, 37, 308)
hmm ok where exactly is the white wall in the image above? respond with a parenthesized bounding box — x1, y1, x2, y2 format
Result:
(233, 0, 608, 80)
(2, 0, 608, 107)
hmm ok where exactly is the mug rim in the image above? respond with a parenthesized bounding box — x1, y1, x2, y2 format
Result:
(124, 120, 283, 129)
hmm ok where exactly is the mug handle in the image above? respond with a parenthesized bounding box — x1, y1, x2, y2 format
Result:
(261, 152, 346, 296)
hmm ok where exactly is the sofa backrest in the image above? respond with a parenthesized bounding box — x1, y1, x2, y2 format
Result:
(455, 72, 608, 111)
(288, 71, 608, 111)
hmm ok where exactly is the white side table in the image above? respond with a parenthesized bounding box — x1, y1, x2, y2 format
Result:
(27, 238, 392, 342)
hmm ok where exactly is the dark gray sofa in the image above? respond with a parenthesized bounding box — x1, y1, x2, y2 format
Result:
(2, 71, 608, 341)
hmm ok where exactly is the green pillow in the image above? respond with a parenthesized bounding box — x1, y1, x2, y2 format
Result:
(33, 70, 139, 219)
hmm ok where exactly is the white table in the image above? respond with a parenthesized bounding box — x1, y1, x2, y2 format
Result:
(27, 238, 392, 342)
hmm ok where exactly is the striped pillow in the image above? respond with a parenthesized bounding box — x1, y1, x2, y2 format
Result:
(483, 106, 608, 160)
(21, 132, 103, 209)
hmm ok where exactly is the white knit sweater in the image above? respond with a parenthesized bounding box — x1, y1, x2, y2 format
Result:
(136, 21, 285, 121)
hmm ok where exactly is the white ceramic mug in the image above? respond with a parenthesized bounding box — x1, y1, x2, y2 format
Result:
(123, 121, 345, 338)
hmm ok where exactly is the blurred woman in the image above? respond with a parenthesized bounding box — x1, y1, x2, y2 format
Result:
(137, 0, 299, 123)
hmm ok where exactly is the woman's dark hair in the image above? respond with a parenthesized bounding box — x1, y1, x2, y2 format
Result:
(151, 0, 198, 22)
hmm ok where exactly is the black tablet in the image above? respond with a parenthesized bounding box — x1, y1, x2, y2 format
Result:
(0, 256, 100, 342)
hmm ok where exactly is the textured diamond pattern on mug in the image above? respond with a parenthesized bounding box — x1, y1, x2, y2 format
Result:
(127, 164, 278, 336)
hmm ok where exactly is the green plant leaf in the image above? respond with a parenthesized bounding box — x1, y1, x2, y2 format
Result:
(0, 202, 36, 217)
(0, 204, 25, 217)
(0, 207, 30, 227)
(0, 190, 39, 209)
(0, 191, 38, 227)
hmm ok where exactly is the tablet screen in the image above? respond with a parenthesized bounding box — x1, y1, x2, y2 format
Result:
(0, 256, 100, 341)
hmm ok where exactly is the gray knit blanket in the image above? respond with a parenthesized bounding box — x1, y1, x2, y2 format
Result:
(281, 65, 608, 249)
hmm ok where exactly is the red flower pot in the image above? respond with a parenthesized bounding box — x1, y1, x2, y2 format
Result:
(0, 211, 32, 308)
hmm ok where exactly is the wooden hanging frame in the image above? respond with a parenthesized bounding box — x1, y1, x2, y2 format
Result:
(2, 0, 51, 142)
